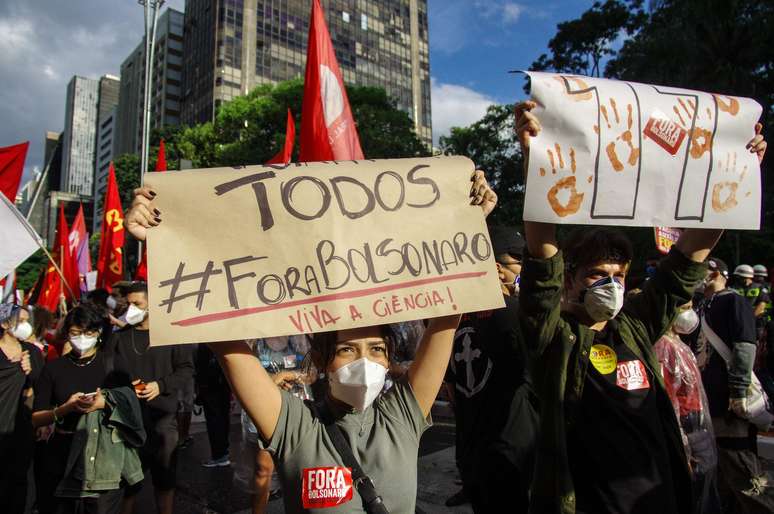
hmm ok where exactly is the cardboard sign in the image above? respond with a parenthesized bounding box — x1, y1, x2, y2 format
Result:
(654, 227, 681, 254)
(524, 72, 762, 229)
(145, 157, 504, 346)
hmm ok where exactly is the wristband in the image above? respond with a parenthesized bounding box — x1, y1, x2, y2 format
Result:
(52, 406, 61, 424)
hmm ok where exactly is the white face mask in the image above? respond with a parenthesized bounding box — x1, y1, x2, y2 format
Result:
(328, 357, 388, 412)
(125, 304, 147, 325)
(673, 309, 699, 335)
(582, 277, 625, 322)
(106, 296, 118, 310)
(11, 321, 33, 341)
(70, 335, 99, 354)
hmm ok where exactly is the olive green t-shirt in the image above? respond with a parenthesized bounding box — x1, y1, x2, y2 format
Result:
(262, 376, 431, 513)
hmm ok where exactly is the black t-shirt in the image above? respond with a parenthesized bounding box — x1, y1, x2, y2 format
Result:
(447, 295, 538, 481)
(33, 349, 124, 432)
(111, 327, 194, 413)
(700, 290, 757, 417)
(0, 341, 43, 435)
(568, 324, 679, 514)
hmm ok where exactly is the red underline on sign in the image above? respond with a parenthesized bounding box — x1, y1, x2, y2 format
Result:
(170, 271, 488, 327)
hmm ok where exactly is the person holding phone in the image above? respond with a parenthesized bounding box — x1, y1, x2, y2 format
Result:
(32, 303, 143, 514)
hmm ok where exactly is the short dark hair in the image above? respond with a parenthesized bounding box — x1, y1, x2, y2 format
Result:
(126, 281, 148, 296)
(88, 288, 110, 308)
(308, 325, 398, 372)
(563, 227, 633, 274)
(30, 307, 54, 339)
(59, 303, 107, 342)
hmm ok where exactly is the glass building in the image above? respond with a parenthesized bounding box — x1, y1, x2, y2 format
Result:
(181, 0, 431, 145)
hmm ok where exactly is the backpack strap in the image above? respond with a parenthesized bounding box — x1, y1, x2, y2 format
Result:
(310, 401, 390, 514)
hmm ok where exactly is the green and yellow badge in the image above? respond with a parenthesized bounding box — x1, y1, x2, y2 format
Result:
(590, 344, 617, 374)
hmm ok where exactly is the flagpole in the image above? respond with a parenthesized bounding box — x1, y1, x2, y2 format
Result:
(41, 244, 76, 302)
(137, 0, 163, 265)
(0, 193, 77, 302)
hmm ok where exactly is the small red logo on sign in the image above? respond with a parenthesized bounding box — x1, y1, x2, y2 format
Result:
(302, 466, 354, 509)
(616, 360, 650, 391)
(644, 116, 688, 155)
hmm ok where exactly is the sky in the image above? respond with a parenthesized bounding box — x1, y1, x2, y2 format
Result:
(0, 0, 593, 186)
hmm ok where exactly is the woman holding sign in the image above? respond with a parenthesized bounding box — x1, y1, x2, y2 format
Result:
(125, 170, 497, 513)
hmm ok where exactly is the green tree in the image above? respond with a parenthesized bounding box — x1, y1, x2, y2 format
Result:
(15, 249, 47, 293)
(531, 0, 645, 77)
(112, 153, 141, 212)
(528, 0, 774, 267)
(439, 104, 523, 226)
(172, 79, 428, 168)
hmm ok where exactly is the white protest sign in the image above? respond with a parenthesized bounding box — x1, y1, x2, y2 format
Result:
(524, 71, 762, 229)
(145, 156, 504, 346)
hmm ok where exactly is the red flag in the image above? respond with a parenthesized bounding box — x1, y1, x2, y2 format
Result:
(267, 109, 296, 165)
(299, 0, 363, 162)
(135, 249, 148, 282)
(37, 262, 61, 312)
(155, 138, 167, 172)
(0, 141, 29, 201)
(69, 204, 92, 291)
(96, 163, 125, 291)
(56, 204, 80, 300)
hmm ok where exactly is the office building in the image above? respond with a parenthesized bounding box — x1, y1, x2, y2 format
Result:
(60, 76, 99, 195)
(60, 75, 119, 198)
(115, 8, 185, 156)
(93, 106, 118, 233)
(181, 0, 432, 144)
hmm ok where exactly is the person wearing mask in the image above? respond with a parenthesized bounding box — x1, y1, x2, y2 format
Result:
(28, 307, 60, 362)
(653, 302, 720, 514)
(0, 304, 44, 514)
(731, 265, 768, 320)
(514, 100, 767, 514)
(32, 303, 144, 514)
(111, 281, 194, 514)
(699, 257, 774, 512)
(236, 336, 315, 513)
(445, 225, 537, 513)
(123, 167, 497, 513)
(195, 344, 233, 467)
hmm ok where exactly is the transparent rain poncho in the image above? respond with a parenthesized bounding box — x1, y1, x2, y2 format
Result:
(654, 332, 717, 477)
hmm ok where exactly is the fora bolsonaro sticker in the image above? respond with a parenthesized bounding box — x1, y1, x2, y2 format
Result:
(302, 466, 354, 509)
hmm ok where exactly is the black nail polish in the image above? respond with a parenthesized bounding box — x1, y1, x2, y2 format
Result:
(153, 208, 161, 216)
(149, 191, 157, 197)
(154, 217, 161, 223)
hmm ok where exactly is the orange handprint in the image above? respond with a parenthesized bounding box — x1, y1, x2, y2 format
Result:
(553, 76, 593, 102)
(672, 98, 713, 159)
(711, 151, 748, 213)
(540, 143, 588, 217)
(599, 98, 640, 172)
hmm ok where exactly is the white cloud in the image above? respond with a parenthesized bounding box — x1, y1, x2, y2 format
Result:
(0, 0, 186, 186)
(431, 79, 497, 146)
(502, 3, 525, 24)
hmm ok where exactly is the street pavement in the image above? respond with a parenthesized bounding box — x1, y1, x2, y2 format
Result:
(131, 411, 473, 514)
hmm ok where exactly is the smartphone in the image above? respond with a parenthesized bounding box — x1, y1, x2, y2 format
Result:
(134, 381, 146, 393)
(81, 392, 98, 400)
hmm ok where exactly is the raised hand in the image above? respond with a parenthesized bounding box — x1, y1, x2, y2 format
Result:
(124, 187, 161, 241)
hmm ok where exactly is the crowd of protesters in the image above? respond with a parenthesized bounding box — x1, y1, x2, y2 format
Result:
(1, 106, 773, 514)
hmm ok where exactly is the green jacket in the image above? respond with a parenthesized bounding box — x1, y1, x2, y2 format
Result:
(55, 387, 146, 498)
(519, 248, 705, 514)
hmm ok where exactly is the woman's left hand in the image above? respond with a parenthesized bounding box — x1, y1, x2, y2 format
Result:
(748, 123, 767, 163)
(19, 350, 31, 376)
(470, 170, 497, 218)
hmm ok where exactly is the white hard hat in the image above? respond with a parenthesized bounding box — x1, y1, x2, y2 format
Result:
(753, 264, 768, 278)
(733, 264, 754, 278)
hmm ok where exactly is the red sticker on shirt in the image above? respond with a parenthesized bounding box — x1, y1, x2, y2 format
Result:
(302, 466, 353, 509)
(616, 360, 650, 391)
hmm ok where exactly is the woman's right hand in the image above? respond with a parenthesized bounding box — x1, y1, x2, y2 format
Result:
(124, 187, 161, 241)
